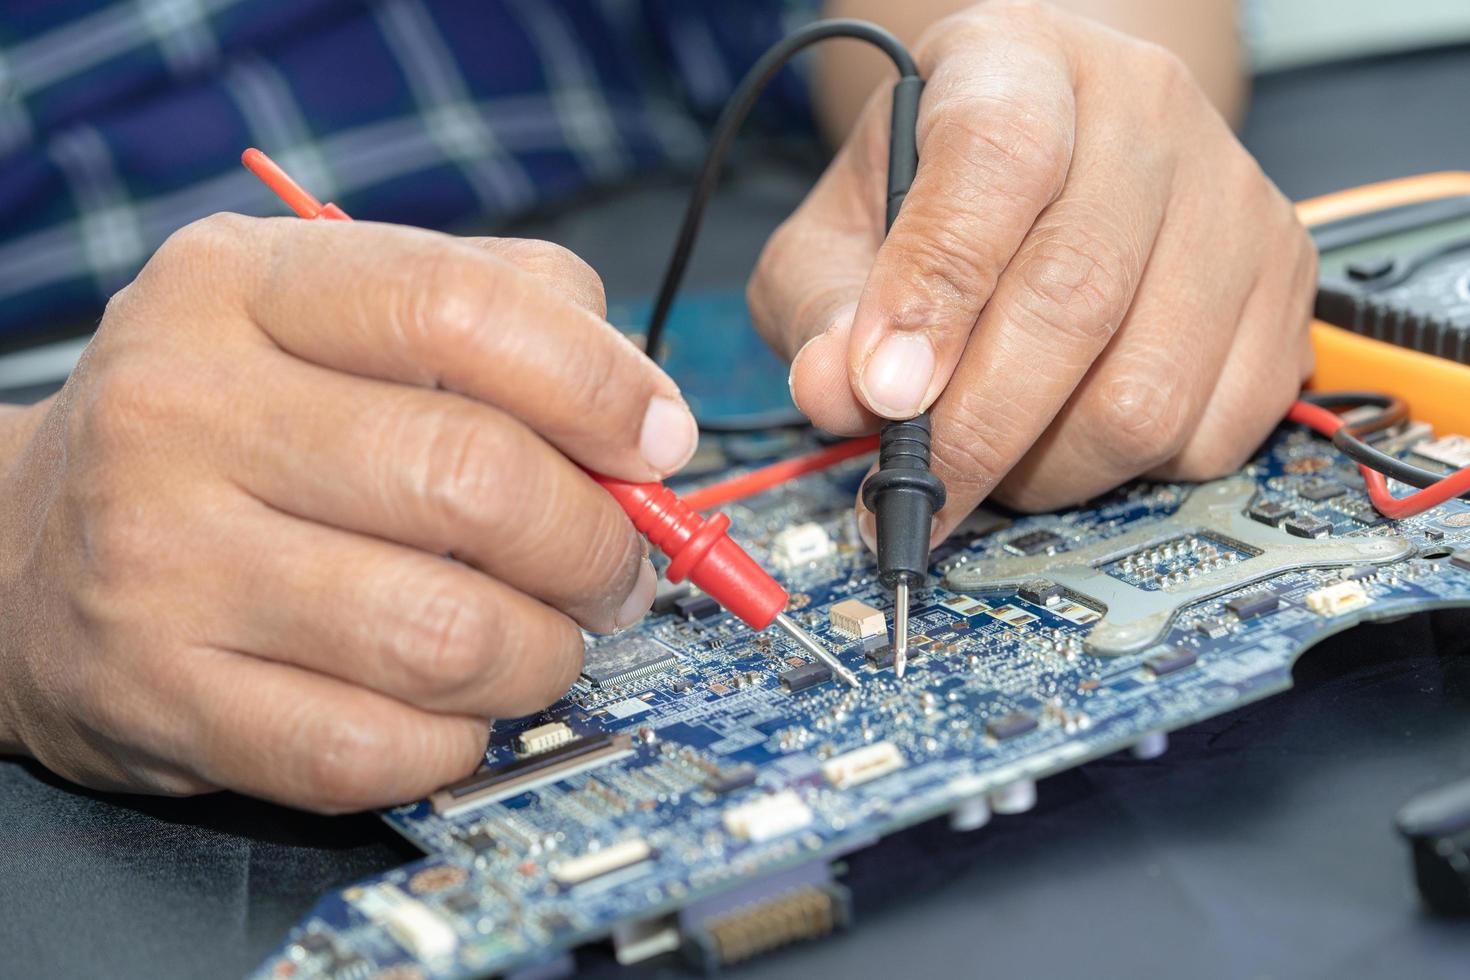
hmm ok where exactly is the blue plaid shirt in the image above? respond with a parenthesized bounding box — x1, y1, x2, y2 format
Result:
(0, 0, 818, 344)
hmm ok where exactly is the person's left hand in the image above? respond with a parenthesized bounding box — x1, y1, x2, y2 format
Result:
(747, 0, 1316, 545)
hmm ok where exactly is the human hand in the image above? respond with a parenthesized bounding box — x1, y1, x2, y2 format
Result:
(0, 216, 697, 812)
(749, 0, 1316, 542)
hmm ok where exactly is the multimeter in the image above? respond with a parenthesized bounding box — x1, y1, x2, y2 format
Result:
(1299, 173, 1470, 435)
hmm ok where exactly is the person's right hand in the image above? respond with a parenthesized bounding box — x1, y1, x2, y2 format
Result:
(0, 215, 698, 813)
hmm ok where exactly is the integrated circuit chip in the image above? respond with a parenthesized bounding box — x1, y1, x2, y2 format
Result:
(1452, 550, 1470, 571)
(1004, 529, 1065, 557)
(1298, 479, 1345, 501)
(1283, 515, 1332, 538)
(1248, 500, 1293, 526)
(780, 662, 832, 693)
(676, 594, 722, 621)
(1018, 579, 1065, 606)
(985, 711, 1039, 740)
(1225, 589, 1278, 620)
(1145, 648, 1198, 677)
(581, 635, 679, 689)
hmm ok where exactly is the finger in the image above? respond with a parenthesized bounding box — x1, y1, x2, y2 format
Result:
(225, 499, 604, 717)
(174, 647, 488, 813)
(1155, 226, 1318, 480)
(464, 237, 608, 318)
(986, 156, 1267, 512)
(748, 95, 888, 434)
(880, 77, 1172, 534)
(217, 351, 653, 633)
(846, 21, 1079, 419)
(165, 214, 696, 480)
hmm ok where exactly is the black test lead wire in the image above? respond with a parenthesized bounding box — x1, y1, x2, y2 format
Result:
(644, 19, 942, 679)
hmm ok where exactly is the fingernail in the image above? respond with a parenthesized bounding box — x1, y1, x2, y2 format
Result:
(640, 395, 697, 474)
(615, 559, 657, 630)
(859, 333, 934, 417)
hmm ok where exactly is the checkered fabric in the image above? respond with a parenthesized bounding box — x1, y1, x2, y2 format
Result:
(0, 0, 818, 344)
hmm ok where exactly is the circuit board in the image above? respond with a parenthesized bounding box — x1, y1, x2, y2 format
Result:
(250, 413, 1470, 980)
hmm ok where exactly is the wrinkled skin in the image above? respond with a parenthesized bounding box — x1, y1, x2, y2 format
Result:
(0, 217, 697, 812)
(748, 0, 1316, 546)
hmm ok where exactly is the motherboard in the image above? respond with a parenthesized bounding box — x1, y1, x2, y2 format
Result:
(254, 415, 1470, 980)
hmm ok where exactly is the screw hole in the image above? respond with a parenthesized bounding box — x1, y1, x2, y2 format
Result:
(1418, 546, 1453, 560)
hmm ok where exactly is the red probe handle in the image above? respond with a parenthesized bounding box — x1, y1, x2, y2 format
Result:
(591, 473, 788, 631)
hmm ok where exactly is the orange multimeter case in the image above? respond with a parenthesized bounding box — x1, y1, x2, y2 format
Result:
(1297, 172, 1470, 435)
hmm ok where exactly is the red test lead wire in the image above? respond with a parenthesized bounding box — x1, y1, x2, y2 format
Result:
(239, 147, 858, 686)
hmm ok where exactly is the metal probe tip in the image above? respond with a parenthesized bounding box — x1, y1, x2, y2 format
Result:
(894, 580, 910, 679)
(773, 613, 860, 688)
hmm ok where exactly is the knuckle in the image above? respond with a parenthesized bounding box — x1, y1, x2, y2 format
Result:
(305, 714, 392, 811)
(145, 212, 251, 283)
(405, 588, 493, 694)
(416, 405, 510, 524)
(1012, 226, 1132, 343)
(1091, 374, 1190, 470)
(927, 94, 1070, 197)
(512, 240, 607, 317)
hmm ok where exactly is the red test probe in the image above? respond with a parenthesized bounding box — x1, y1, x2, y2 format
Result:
(239, 148, 858, 687)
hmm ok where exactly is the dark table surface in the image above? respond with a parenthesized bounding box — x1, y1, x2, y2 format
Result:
(5, 45, 1470, 980)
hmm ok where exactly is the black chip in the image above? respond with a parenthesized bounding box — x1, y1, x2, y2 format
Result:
(1298, 479, 1345, 501)
(651, 580, 691, 614)
(1451, 550, 1470, 571)
(865, 644, 896, 669)
(1283, 515, 1332, 538)
(705, 762, 758, 794)
(1424, 527, 1446, 541)
(780, 662, 832, 693)
(1225, 590, 1278, 620)
(1005, 529, 1065, 557)
(1018, 579, 1064, 606)
(442, 890, 482, 914)
(1145, 648, 1198, 677)
(675, 594, 722, 621)
(457, 828, 498, 855)
(1248, 500, 1293, 526)
(985, 711, 1039, 740)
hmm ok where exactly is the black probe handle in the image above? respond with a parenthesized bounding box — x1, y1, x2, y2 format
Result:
(865, 74, 945, 589)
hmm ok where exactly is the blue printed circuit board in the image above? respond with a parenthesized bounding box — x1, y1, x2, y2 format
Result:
(254, 416, 1470, 980)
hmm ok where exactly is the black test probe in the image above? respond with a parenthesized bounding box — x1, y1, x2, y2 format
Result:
(643, 20, 944, 680)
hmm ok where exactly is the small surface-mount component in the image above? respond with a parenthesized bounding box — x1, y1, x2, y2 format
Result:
(455, 828, 498, 856)
(864, 644, 897, 670)
(1298, 479, 1346, 501)
(820, 741, 904, 788)
(1283, 514, 1333, 538)
(985, 711, 1039, 740)
(1451, 550, 1470, 571)
(1195, 618, 1229, 639)
(1005, 529, 1066, 557)
(987, 604, 1039, 628)
(1226, 589, 1279, 620)
(1145, 648, 1198, 677)
(676, 594, 723, 621)
(552, 839, 655, 887)
(828, 598, 887, 639)
(1305, 579, 1371, 616)
(1248, 500, 1293, 526)
(651, 578, 692, 614)
(1018, 579, 1065, 606)
(770, 522, 835, 568)
(515, 721, 576, 756)
(938, 594, 986, 617)
(780, 662, 833, 693)
(1424, 527, 1446, 542)
(581, 635, 679, 689)
(351, 885, 459, 961)
(441, 890, 482, 916)
(430, 733, 634, 816)
(1412, 434, 1470, 469)
(705, 762, 758, 795)
(723, 790, 814, 842)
